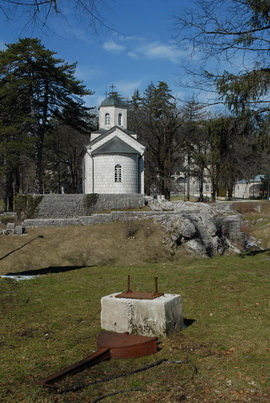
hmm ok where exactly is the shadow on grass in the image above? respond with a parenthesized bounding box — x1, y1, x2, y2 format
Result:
(239, 248, 270, 258)
(183, 318, 196, 329)
(6, 265, 95, 276)
(0, 235, 44, 261)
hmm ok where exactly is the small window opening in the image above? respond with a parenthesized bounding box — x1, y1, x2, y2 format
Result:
(105, 113, 110, 125)
(118, 113, 122, 126)
(115, 164, 121, 182)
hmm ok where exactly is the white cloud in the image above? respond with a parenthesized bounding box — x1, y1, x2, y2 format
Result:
(67, 28, 95, 45)
(127, 51, 139, 59)
(75, 65, 102, 81)
(102, 35, 186, 64)
(136, 41, 186, 63)
(115, 80, 144, 97)
(103, 40, 126, 54)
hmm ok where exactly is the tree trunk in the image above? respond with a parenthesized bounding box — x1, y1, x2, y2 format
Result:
(211, 181, 218, 202)
(4, 170, 14, 211)
(198, 168, 204, 202)
(227, 184, 233, 200)
(186, 153, 191, 201)
(34, 135, 44, 194)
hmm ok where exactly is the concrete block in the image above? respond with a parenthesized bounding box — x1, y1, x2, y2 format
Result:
(15, 225, 24, 234)
(101, 293, 184, 337)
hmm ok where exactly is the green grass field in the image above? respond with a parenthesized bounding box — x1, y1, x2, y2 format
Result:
(0, 202, 270, 402)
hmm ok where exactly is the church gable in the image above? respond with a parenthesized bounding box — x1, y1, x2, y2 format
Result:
(92, 136, 140, 155)
(89, 127, 145, 156)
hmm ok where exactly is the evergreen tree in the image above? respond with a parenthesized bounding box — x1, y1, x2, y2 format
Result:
(44, 106, 95, 194)
(181, 98, 208, 201)
(139, 82, 183, 199)
(0, 38, 92, 204)
(204, 116, 260, 201)
(128, 89, 144, 135)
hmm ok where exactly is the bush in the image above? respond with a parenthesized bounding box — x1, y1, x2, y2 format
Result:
(15, 194, 43, 220)
(83, 193, 99, 215)
(122, 214, 140, 238)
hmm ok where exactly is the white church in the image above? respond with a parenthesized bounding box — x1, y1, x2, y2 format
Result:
(83, 94, 145, 194)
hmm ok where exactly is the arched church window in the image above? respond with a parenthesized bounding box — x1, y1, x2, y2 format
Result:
(105, 113, 110, 125)
(118, 113, 122, 126)
(115, 164, 121, 182)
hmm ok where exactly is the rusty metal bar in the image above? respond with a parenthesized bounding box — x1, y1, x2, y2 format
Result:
(40, 332, 159, 388)
(126, 275, 132, 294)
(41, 348, 111, 387)
(152, 276, 163, 297)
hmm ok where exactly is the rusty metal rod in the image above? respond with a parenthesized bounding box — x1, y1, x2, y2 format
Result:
(41, 348, 111, 387)
(126, 275, 132, 293)
(154, 276, 158, 295)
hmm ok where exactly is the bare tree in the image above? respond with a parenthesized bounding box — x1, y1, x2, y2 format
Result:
(173, 0, 270, 118)
(0, 0, 115, 33)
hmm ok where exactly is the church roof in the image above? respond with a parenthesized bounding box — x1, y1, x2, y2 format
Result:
(236, 175, 265, 184)
(90, 126, 137, 146)
(100, 94, 127, 108)
(92, 136, 139, 155)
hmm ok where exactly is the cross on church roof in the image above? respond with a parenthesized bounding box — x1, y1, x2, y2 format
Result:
(104, 84, 117, 97)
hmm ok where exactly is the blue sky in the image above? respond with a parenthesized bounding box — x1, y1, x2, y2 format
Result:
(0, 0, 206, 108)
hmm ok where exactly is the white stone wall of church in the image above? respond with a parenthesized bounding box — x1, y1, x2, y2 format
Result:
(139, 156, 144, 194)
(83, 153, 93, 194)
(99, 106, 127, 130)
(93, 154, 139, 194)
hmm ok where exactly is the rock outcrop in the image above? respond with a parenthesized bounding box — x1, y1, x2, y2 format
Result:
(22, 195, 247, 258)
(152, 200, 245, 257)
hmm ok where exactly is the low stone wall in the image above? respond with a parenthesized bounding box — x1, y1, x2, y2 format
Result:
(25, 193, 145, 219)
(22, 199, 248, 258)
(23, 211, 170, 228)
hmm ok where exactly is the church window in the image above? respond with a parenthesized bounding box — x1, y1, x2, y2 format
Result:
(118, 113, 122, 126)
(115, 164, 121, 182)
(105, 113, 110, 125)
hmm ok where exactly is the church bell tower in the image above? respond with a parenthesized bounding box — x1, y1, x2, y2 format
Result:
(99, 92, 127, 131)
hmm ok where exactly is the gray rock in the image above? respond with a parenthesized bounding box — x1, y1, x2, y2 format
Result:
(154, 200, 245, 257)
(184, 238, 207, 256)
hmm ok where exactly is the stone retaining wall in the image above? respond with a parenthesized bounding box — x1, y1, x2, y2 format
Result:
(26, 193, 145, 218)
(23, 210, 169, 228)
(22, 199, 247, 257)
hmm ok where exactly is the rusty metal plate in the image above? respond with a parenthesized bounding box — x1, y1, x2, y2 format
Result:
(115, 291, 164, 299)
(116, 275, 164, 299)
(41, 332, 158, 387)
(97, 331, 158, 359)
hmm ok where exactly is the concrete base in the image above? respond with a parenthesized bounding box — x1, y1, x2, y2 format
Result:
(100, 293, 184, 337)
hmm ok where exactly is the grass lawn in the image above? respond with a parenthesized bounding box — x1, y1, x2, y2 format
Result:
(0, 202, 270, 402)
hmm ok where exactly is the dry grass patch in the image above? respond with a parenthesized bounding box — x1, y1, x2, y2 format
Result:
(1, 252, 270, 402)
(233, 201, 270, 248)
(0, 220, 171, 275)
(1, 204, 270, 401)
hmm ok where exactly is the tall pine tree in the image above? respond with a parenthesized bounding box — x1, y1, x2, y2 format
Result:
(0, 38, 92, 206)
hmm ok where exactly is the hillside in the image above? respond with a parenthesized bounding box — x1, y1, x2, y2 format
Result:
(1, 200, 270, 276)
